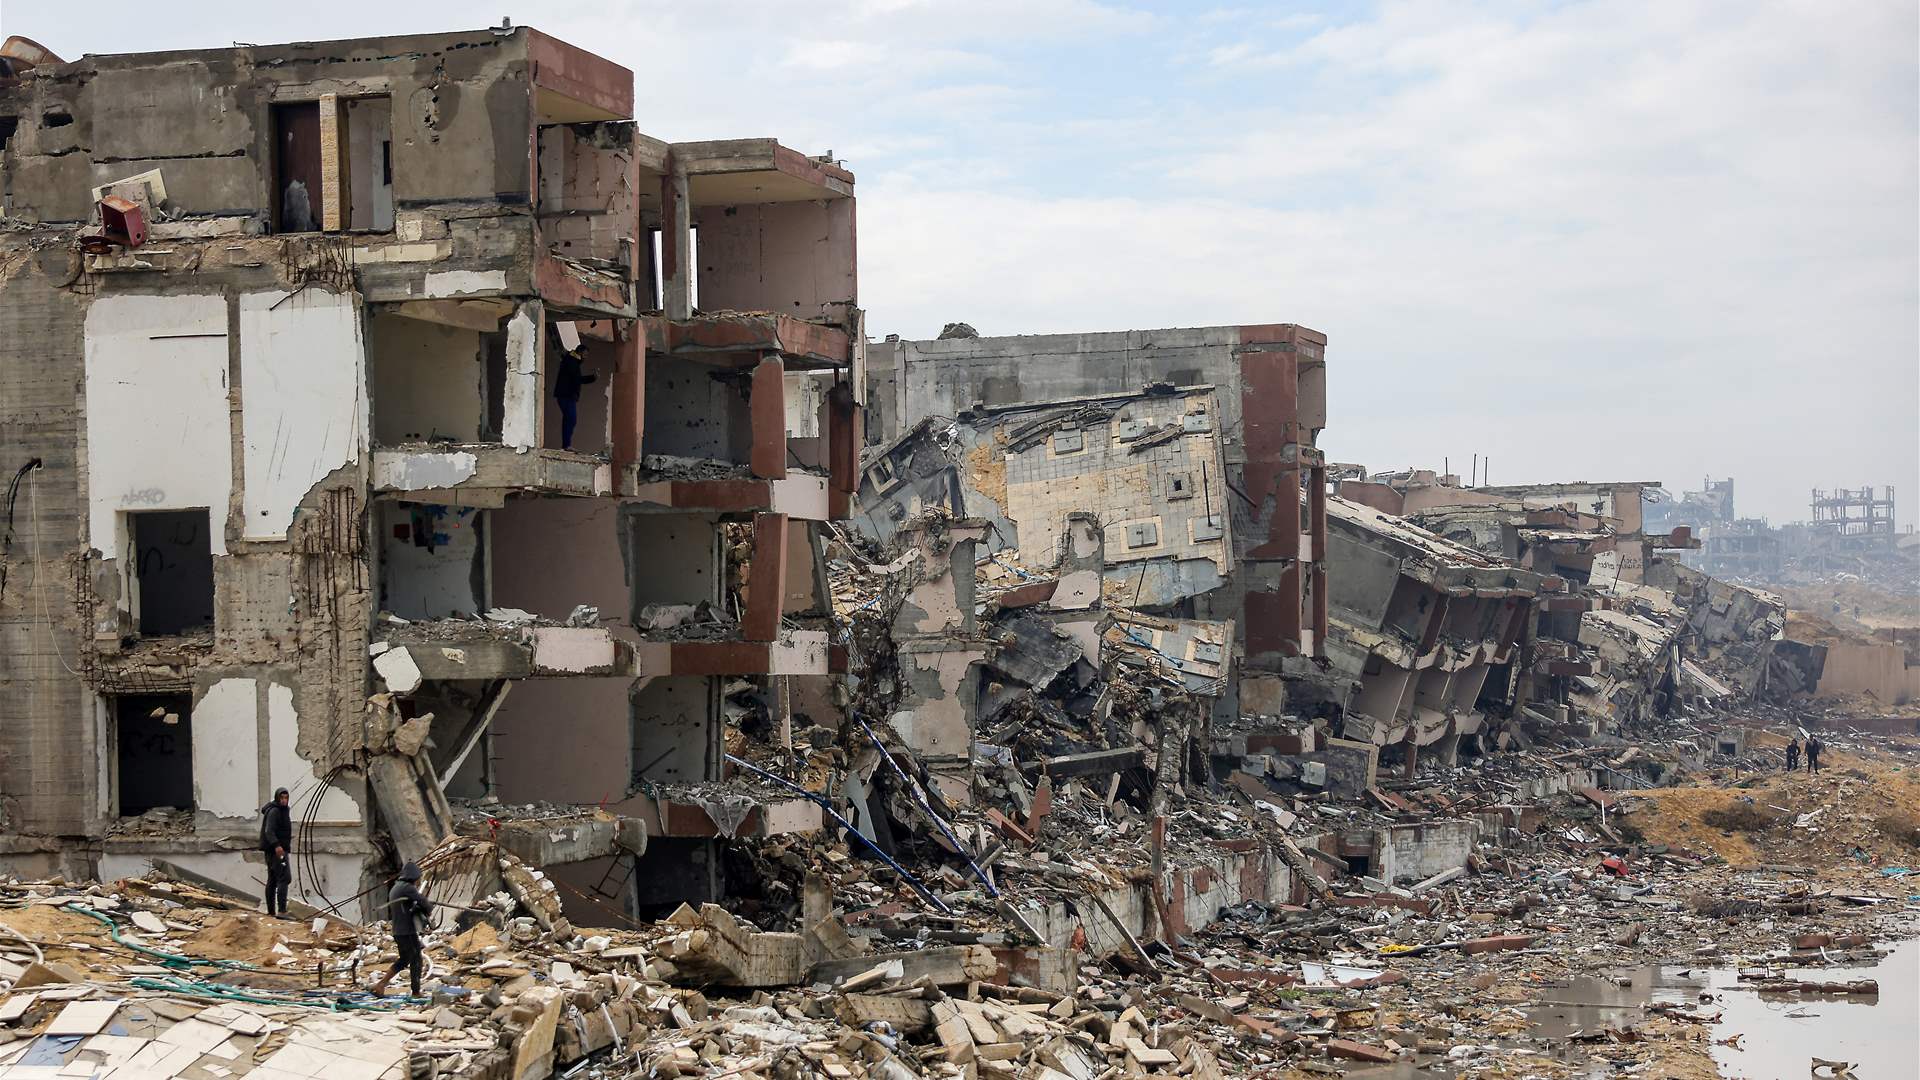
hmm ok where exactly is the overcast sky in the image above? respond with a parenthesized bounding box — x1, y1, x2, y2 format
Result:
(11, 0, 1916, 528)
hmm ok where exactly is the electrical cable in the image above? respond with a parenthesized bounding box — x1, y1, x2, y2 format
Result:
(61, 903, 262, 972)
(851, 714, 998, 897)
(723, 753, 951, 914)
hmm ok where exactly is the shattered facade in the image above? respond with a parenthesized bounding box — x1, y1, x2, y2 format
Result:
(866, 326, 1330, 711)
(0, 25, 1914, 1080)
(0, 29, 863, 918)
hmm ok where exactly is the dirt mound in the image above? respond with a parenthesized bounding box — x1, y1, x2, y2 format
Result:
(1624, 748, 1920, 872)
(181, 912, 292, 962)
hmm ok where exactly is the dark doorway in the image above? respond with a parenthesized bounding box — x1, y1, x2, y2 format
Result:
(273, 101, 323, 233)
(115, 693, 194, 815)
(130, 510, 215, 636)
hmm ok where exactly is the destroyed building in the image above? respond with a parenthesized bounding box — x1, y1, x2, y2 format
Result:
(0, 29, 864, 918)
(1312, 495, 1547, 788)
(865, 326, 1330, 716)
(3, 25, 1916, 1080)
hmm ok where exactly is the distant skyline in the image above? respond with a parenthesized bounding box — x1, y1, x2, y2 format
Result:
(10, 0, 1916, 527)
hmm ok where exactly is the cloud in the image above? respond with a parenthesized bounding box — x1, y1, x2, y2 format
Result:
(6, 0, 1912, 526)
(853, 1, 1918, 526)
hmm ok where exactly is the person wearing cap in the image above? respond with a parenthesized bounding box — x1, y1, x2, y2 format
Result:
(372, 862, 437, 998)
(259, 788, 292, 916)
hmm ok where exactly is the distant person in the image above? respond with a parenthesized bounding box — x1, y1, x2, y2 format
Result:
(258, 787, 291, 916)
(553, 348, 595, 451)
(1785, 737, 1800, 772)
(371, 862, 438, 998)
(1806, 735, 1823, 775)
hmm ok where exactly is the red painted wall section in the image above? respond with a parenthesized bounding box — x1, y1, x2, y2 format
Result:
(743, 513, 790, 642)
(749, 357, 788, 480)
(610, 330, 644, 469)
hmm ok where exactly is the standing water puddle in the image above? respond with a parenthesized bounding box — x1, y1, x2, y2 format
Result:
(1528, 938, 1919, 1079)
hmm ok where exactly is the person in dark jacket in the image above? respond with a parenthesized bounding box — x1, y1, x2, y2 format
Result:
(1785, 737, 1801, 772)
(260, 788, 292, 916)
(553, 348, 596, 451)
(372, 862, 437, 998)
(1806, 736, 1823, 774)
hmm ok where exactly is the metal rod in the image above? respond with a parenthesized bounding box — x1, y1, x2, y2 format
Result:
(853, 714, 999, 897)
(724, 754, 952, 914)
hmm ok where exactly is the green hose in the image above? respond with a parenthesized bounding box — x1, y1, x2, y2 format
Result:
(61, 903, 261, 972)
(129, 975, 417, 1011)
(69, 904, 422, 1012)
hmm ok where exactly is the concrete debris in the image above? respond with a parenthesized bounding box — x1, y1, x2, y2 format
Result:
(2, 21, 1916, 1080)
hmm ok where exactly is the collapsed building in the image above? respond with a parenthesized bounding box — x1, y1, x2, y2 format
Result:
(865, 326, 1330, 713)
(0, 28, 864, 917)
(3, 29, 1909, 1080)
(1648, 477, 1916, 586)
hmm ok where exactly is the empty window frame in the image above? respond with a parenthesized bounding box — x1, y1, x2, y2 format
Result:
(273, 97, 393, 233)
(273, 102, 323, 233)
(113, 693, 194, 816)
(129, 510, 215, 636)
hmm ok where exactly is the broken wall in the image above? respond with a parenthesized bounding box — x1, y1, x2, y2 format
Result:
(692, 199, 855, 320)
(1, 29, 542, 225)
(0, 254, 93, 835)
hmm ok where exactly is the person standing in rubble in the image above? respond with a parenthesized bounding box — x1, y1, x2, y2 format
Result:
(1785, 737, 1801, 772)
(258, 788, 292, 917)
(1806, 735, 1824, 775)
(372, 862, 438, 998)
(552, 346, 595, 451)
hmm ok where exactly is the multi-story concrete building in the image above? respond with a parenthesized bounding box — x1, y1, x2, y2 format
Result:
(0, 27, 861, 918)
(866, 325, 1330, 716)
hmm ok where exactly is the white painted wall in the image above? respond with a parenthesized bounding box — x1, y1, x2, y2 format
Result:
(190, 677, 362, 824)
(99, 849, 369, 919)
(501, 305, 540, 450)
(193, 678, 261, 819)
(84, 294, 232, 560)
(266, 682, 361, 823)
(369, 312, 486, 444)
(378, 502, 485, 619)
(239, 290, 368, 540)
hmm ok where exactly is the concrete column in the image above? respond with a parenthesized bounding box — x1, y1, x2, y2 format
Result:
(318, 94, 348, 232)
(749, 357, 787, 480)
(743, 513, 790, 642)
(826, 381, 860, 520)
(660, 160, 691, 320)
(611, 327, 645, 470)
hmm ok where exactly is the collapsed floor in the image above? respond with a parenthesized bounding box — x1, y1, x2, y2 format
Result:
(1, 697, 1916, 1080)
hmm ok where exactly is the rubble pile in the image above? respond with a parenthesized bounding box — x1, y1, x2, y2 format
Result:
(7, 716, 1916, 1080)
